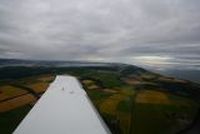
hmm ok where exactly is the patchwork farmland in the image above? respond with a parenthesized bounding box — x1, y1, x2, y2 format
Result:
(0, 65, 199, 134)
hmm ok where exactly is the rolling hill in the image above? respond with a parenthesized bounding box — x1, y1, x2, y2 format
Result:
(0, 58, 199, 134)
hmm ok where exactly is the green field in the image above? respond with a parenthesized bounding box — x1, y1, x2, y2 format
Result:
(0, 66, 199, 134)
(0, 105, 32, 134)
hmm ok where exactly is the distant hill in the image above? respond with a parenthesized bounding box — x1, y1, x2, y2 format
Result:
(0, 58, 200, 134)
(0, 58, 117, 67)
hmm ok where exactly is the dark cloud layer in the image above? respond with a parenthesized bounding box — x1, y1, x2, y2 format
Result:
(0, 0, 199, 70)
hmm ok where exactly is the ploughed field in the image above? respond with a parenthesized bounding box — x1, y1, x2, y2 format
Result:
(0, 65, 200, 134)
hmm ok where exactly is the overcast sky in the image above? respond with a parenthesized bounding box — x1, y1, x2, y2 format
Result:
(0, 0, 199, 70)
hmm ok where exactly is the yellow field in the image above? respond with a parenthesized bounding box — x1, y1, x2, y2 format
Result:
(82, 79, 100, 90)
(120, 88, 135, 96)
(87, 85, 99, 90)
(100, 92, 132, 134)
(100, 94, 125, 115)
(27, 82, 50, 93)
(82, 80, 94, 85)
(0, 85, 27, 101)
(136, 90, 171, 104)
(103, 88, 118, 93)
(0, 94, 36, 112)
(124, 78, 141, 85)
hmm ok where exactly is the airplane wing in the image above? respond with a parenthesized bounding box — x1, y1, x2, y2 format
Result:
(13, 75, 111, 134)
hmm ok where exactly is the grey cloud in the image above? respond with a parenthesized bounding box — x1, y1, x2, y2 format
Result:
(0, 0, 199, 69)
